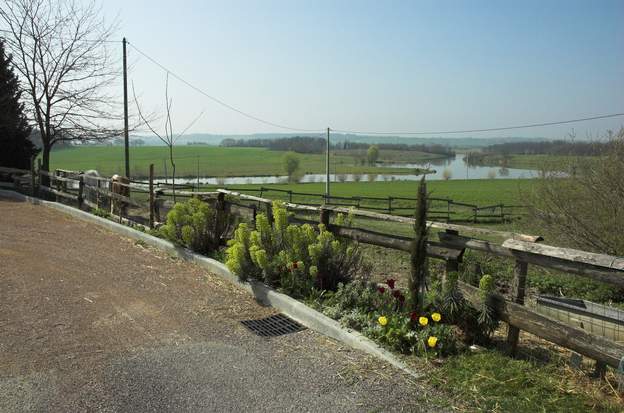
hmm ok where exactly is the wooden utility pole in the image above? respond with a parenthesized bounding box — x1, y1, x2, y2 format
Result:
(325, 127, 330, 202)
(149, 163, 155, 228)
(122, 37, 130, 178)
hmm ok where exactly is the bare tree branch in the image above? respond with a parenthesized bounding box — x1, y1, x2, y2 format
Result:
(0, 0, 125, 173)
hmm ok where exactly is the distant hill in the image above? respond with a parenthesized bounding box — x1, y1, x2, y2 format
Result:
(130, 133, 550, 148)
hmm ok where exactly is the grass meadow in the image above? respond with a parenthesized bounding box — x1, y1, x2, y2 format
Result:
(47, 145, 438, 178)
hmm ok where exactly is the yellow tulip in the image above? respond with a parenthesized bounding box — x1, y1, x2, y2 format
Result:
(419, 316, 428, 326)
(378, 316, 388, 326)
(431, 312, 442, 322)
(427, 336, 438, 348)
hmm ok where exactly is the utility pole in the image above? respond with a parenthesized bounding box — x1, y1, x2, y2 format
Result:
(122, 37, 130, 178)
(325, 127, 330, 201)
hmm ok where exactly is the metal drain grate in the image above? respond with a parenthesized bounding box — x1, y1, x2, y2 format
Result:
(241, 313, 306, 337)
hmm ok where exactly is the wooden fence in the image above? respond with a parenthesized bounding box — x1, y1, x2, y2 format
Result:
(1, 164, 622, 376)
(216, 186, 527, 223)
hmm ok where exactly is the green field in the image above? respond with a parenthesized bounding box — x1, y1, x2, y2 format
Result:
(47, 146, 438, 178)
(468, 154, 595, 170)
(218, 178, 533, 207)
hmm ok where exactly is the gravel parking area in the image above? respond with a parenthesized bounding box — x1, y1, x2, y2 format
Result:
(0, 196, 440, 412)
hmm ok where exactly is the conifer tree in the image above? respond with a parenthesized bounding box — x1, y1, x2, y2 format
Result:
(0, 38, 36, 169)
(409, 177, 428, 312)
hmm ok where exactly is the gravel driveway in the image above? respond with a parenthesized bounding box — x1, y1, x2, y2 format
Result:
(0, 196, 441, 412)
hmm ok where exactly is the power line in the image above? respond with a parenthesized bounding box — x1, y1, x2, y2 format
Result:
(127, 41, 323, 133)
(4, 28, 620, 136)
(332, 113, 624, 136)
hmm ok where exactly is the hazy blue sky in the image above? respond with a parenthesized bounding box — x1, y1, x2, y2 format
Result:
(104, 0, 624, 139)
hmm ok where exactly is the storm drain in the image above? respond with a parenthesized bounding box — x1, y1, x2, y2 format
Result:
(241, 313, 306, 337)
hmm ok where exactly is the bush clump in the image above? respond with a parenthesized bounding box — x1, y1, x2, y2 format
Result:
(225, 201, 370, 297)
(160, 197, 231, 254)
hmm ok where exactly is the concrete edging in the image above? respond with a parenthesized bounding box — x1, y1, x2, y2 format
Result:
(0, 189, 422, 379)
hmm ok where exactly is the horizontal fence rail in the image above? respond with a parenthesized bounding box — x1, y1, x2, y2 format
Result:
(1, 164, 623, 372)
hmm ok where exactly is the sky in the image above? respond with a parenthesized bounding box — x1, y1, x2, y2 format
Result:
(102, 0, 624, 139)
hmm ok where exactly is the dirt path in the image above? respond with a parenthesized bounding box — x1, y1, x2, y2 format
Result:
(0, 197, 438, 412)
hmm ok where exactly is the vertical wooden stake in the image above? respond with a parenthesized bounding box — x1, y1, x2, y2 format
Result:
(265, 202, 274, 225)
(149, 164, 155, 229)
(319, 207, 330, 228)
(388, 196, 392, 214)
(30, 156, 36, 196)
(593, 361, 607, 380)
(251, 204, 257, 228)
(77, 176, 84, 207)
(507, 259, 528, 355)
(443, 229, 460, 286)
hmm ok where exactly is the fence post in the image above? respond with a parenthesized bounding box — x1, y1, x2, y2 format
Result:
(473, 207, 478, 223)
(251, 204, 257, 228)
(288, 190, 292, 203)
(319, 206, 330, 228)
(30, 156, 36, 196)
(443, 229, 460, 286)
(447, 200, 451, 222)
(149, 164, 155, 229)
(388, 196, 393, 214)
(593, 361, 607, 379)
(77, 176, 84, 208)
(95, 179, 101, 209)
(37, 158, 42, 193)
(265, 201, 274, 225)
(506, 259, 528, 355)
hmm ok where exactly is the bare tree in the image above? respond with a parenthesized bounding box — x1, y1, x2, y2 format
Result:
(133, 73, 203, 202)
(528, 128, 624, 255)
(0, 0, 124, 176)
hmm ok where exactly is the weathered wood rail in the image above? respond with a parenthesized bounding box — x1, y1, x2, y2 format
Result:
(230, 186, 527, 223)
(1, 164, 622, 373)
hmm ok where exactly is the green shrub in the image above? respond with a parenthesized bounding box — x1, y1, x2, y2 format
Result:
(160, 197, 231, 254)
(225, 201, 370, 297)
(92, 207, 111, 219)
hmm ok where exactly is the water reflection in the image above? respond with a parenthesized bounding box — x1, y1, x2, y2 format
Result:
(151, 154, 538, 186)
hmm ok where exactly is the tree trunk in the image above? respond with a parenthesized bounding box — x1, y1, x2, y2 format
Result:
(41, 144, 51, 186)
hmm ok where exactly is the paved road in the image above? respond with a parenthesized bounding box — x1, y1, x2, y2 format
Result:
(0, 197, 437, 412)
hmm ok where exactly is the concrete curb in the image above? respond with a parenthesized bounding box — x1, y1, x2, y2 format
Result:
(1, 190, 422, 379)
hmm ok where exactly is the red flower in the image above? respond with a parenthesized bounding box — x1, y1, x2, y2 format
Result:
(410, 311, 418, 321)
(386, 278, 396, 289)
(292, 261, 298, 269)
(378, 287, 386, 294)
(392, 289, 401, 298)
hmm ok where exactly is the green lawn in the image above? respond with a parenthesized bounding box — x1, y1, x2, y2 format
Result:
(469, 154, 596, 170)
(219, 179, 533, 207)
(47, 146, 436, 178)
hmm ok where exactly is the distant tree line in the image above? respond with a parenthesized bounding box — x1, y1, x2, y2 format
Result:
(481, 140, 614, 156)
(341, 141, 455, 156)
(220, 136, 455, 156)
(221, 136, 328, 153)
